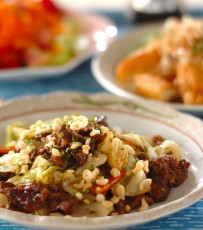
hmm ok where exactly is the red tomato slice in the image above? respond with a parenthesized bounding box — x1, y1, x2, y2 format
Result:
(41, 0, 62, 14)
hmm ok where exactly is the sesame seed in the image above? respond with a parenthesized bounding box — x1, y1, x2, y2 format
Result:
(63, 115, 69, 121)
(124, 205, 131, 212)
(90, 129, 100, 137)
(75, 192, 83, 200)
(133, 161, 144, 174)
(53, 171, 63, 184)
(100, 126, 109, 133)
(85, 137, 91, 145)
(83, 199, 90, 204)
(17, 141, 26, 150)
(82, 181, 93, 192)
(20, 149, 30, 155)
(35, 120, 44, 127)
(111, 212, 118, 216)
(21, 130, 29, 138)
(110, 195, 120, 204)
(92, 168, 100, 179)
(69, 116, 88, 130)
(110, 168, 121, 177)
(53, 118, 62, 124)
(115, 184, 125, 198)
(74, 181, 84, 189)
(19, 165, 28, 174)
(45, 140, 55, 148)
(96, 194, 105, 203)
(82, 169, 93, 180)
(52, 148, 60, 156)
(52, 123, 60, 131)
(101, 200, 113, 208)
(30, 124, 35, 130)
(143, 160, 149, 172)
(8, 150, 15, 154)
(70, 123, 79, 130)
(26, 145, 35, 152)
(82, 145, 90, 154)
(96, 178, 109, 186)
(66, 169, 75, 174)
(71, 142, 82, 149)
(139, 179, 152, 192)
(35, 126, 50, 135)
(125, 144, 135, 155)
(138, 198, 149, 212)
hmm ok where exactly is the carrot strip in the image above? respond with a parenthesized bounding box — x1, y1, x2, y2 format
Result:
(90, 170, 126, 194)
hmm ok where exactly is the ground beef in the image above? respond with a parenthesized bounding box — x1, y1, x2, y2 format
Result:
(0, 172, 15, 181)
(54, 124, 73, 147)
(29, 147, 51, 162)
(114, 155, 190, 213)
(74, 152, 88, 165)
(78, 121, 95, 136)
(148, 155, 190, 202)
(93, 115, 108, 127)
(114, 195, 154, 214)
(0, 181, 15, 190)
(48, 191, 78, 213)
(128, 194, 154, 209)
(151, 135, 165, 146)
(33, 132, 51, 141)
(28, 120, 108, 168)
(89, 133, 107, 153)
(50, 155, 69, 168)
(0, 182, 79, 214)
(114, 199, 126, 214)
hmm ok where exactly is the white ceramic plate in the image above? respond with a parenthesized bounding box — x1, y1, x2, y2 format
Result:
(0, 91, 202, 229)
(0, 13, 117, 80)
(91, 22, 203, 116)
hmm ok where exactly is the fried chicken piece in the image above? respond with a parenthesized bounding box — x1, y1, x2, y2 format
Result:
(175, 61, 203, 104)
(116, 45, 160, 86)
(133, 73, 180, 101)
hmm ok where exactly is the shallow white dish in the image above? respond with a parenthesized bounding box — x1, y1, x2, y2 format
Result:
(0, 13, 117, 80)
(91, 22, 203, 116)
(0, 91, 202, 229)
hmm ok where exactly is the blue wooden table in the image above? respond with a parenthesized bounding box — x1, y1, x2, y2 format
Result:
(0, 9, 202, 230)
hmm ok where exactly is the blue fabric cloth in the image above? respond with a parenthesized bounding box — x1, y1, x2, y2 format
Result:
(0, 8, 202, 230)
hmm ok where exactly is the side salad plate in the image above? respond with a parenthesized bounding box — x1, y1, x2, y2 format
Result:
(0, 10, 117, 80)
(0, 92, 202, 229)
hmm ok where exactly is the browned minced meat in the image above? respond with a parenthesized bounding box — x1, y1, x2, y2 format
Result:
(29, 146, 51, 162)
(33, 132, 51, 141)
(74, 152, 88, 165)
(93, 115, 108, 127)
(29, 122, 107, 168)
(50, 155, 69, 168)
(114, 155, 190, 214)
(148, 155, 190, 202)
(54, 124, 79, 147)
(78, 121, 95, 136)
(151, 135, 165, 146)
(89, 133, 107, 153)
(114, 195, 154, 214)
(0, 172, 15, 181)
(114, 199, 126, 214)
(0, 182, 79, 214)
(128, 194, 154, 209)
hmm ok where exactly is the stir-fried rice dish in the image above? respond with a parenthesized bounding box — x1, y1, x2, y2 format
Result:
(0, 114, 190, 217)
